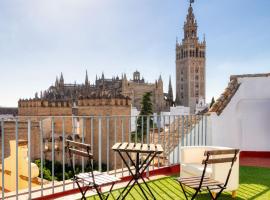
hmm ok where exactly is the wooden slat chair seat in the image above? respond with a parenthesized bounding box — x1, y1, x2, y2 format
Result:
(66, 140, 119, 200)
(176, 149, 240, 200)
(177, 176, 223, 189)
(76, 172, 120, 186)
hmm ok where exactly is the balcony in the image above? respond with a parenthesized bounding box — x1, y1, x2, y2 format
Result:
(0, 115, 269, 199)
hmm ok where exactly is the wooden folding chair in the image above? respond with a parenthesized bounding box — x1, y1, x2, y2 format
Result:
(176, 149, 239, 200)
(66, 139, 120, 200)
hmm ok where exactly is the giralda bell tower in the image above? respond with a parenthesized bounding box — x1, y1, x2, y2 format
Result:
(175, 0, 206, 113)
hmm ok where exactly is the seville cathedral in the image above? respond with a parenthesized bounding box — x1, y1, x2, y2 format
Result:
(19, 70, 173, 115)
(175, 2, 206, 113)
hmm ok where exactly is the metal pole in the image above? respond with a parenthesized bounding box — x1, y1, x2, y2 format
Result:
(173, 115, 175, 164)
(106, 116, 109, 173)
(98, 117, 102, 172)
(135, 116, 138, 143)
(152, 115, 155, 171)
(157, 115, 160, 168)
(197, 115, 200, 145)
(205, 115, 207, 145)
(168, 115, 170, 166)
(121, 117, 124, 177)
(189, 115, 191, 146)
(28, 119, 32, 199)
(201, 115, 204, 146)
(177, 116, 180, 164)
(128, 116, 131, 174)
(146, 116, 150, 177)
(1, 120, 5, 200)
(185, 115, 188, 146)
(91, 117, 94, 167)
(193, 115, 196, 146)
(52, 117, 55, 194)
(72, 116, 75, 188)
(181, 116, 184, 148)
(15, 119, 18, 200)
(40, 119, 44, 196)
(141, 116, 144, 144)
(82, 117, 85, 173)
(163, 115, 166, 167)
(62, 117, 65, 191)
(114, 117, 117, 176)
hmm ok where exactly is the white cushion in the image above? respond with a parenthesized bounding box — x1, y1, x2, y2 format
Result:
(180, 146, 239, 192)
(181, 164, 212, 177)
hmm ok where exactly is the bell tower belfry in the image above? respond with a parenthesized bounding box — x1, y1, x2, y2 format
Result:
(175, 0, 206, 113)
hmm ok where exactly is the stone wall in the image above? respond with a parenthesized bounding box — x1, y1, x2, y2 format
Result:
(77, 98, 131, 169)
(15, 97, 131, 169)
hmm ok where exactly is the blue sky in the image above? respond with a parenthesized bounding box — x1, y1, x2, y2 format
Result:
(0, 0, 270, 107)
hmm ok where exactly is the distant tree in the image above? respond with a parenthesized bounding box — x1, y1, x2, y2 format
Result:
(210, 97, 215, 108)
(136, 92, 154, 141)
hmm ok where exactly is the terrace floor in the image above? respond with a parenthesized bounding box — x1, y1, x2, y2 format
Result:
(82, 166, 270, 200)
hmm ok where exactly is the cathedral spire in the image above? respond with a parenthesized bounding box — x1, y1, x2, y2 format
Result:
(85, 70, 89, 85)
(55, 76, 59, 87)
(168, 76, 173, 97)
(168, 76, 174, 106)
(60, 72, 64, 85)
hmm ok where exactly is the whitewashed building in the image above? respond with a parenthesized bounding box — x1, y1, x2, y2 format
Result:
(209, 73, 270, 152)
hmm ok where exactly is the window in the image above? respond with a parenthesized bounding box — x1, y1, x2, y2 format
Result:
(195, 75, 199, 80)
(195, 68, 199, 73)
(202, 51, 205, 57)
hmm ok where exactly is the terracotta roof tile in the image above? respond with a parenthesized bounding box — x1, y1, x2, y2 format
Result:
(209, 73, 270, 116)
(209, 78, 240, 115)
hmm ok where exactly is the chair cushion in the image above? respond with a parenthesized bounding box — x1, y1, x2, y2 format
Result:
(181, 164, 212, 178)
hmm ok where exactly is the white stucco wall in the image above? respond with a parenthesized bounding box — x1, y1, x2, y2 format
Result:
(209, 77, 270, 151)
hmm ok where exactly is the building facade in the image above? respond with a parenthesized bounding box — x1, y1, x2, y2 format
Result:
(175, 2, 206, 113)
(122, 71, 169, 113)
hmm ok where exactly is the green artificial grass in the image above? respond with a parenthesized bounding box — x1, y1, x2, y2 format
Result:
(87, 166, 270, 200)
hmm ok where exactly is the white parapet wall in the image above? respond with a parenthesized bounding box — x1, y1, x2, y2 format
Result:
(209, 76, 270, 152)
